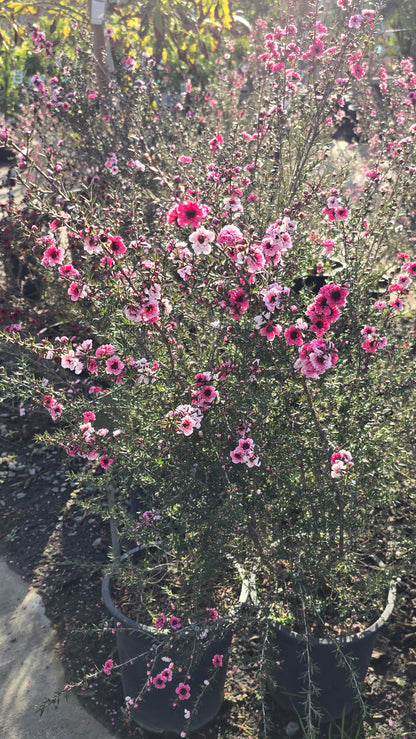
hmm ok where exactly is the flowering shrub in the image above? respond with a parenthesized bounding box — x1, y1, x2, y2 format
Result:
(1, 1, 416, 733)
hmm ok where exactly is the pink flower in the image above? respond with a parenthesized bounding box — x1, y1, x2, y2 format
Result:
(83, 411, 96, 422)
(41, 244, 65, 266)
(175, 682, 191, 700)
(320, 284, 349, 309)
(403, 261, 416, 277)
(154, 614, 166, 629)
(106, 355, 125, 376)
(230, 447, 245, 463)
(160, 666, 173, 682)
(194, 385, 217, 409)
(349, 14, 363, 28)
(189, 226, 216, 255)
(103, 659, 113, 675)
(212, 654, 223, 668)
(228, 288, 249, 318)
(99, 454, 114, 469)
(108, 235, 127, 256)
(168, 200, 209, 228)
(284, 325, 303, 346)
(334, 206, 350, 221)
(125, 304, 142, 322)
(178, 155, 192, 163)
(140, 300, 160, 324)
(179, 415, 197, 436)
(262, 283, 290, 312)
(68, 282, 88, 301)
(259, 321, 282, 341)
(96, 344, 115, 357)
(389, 297, 404, 310)
(206, 608, 218, 622)
(309, 315, 330, 336)
(152, 673, 167, 689)
(331, 449, 353, 477)
(322, 239, 335, 255)
(217, 225, 244, 246)
(59, 264, 80, 278)
(295, 338, 338, 379)
(373, 300, 387, 310)
(208, 133, 223, 152)
(169, 616, 181, 630)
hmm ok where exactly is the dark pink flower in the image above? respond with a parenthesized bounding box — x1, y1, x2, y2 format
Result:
(152, 673, 167, 689)
(284, 325, 303, 346)
(103, 659, 113, 675)
(175, 682, 191, 700)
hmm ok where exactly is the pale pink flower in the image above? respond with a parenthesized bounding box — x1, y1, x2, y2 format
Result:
(125, 304, 142, 322)
(189, 226, 215, 255)
(217, 225, 244, 246)
(179, 415, 197, 436)
(140, 300, 160, 324)
(373, 300, 387, 310)
(262, 283, 290, 312)
(68, 282, 88, 301)
(106, 355, 125, 376)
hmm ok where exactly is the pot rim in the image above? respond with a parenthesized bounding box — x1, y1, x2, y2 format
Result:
(102, 545, 250, 637)
(273, 579, 397, 646)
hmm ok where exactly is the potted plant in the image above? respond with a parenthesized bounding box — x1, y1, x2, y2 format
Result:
(1, 1, 415, 735)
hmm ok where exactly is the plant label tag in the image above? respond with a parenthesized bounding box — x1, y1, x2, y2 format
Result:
(91, 0, 106, 24)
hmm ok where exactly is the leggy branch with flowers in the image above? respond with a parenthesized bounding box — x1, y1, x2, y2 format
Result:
(1, 0, 416, 734)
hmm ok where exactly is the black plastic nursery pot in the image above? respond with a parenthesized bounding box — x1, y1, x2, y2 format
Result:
(267, 581, 396, 722)
(102, 548, 247, 736)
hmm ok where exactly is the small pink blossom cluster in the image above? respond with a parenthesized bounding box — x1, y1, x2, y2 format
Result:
(151, 662, 174, 689)
(388, 269, 413, 310)
(169, 404, 203, 436)
(322, 190, 350, 222)
(261, 282, 291, 312)
(43, 394, 64, 420)
(260, 24, 299, 76)
(360, 325, 387, 354)
(294, 337, 338, 379)
(136, 509, 161, 528)
(230, 437, 260, 467)
(306, 283, 349, 336)
(259, 217, 297, 269)
(102, 659, 114, 675)
(331, 449, 354, 478)
(31, 24, 53, 56)
(75, 412, 119, 468)
(104, 151, 118, 175)
(192, 372, 218, 411)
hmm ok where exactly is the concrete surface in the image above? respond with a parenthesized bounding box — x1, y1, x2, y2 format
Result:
(0, 559, 114, 738)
